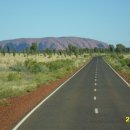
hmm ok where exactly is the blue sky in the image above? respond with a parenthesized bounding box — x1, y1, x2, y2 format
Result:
(0, 0, 130, 47)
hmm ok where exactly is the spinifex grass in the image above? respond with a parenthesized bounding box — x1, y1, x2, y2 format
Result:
(0, 53, 90, 99)
(104, 54, 130, 76)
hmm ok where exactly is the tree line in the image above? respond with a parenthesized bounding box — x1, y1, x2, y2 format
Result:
(0, 42, 130, 56)
(109, 44, 130, 54)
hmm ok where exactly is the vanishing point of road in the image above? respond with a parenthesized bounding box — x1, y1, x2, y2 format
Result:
(13, 57, 130, 130)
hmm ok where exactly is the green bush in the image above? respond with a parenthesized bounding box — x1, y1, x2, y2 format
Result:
(29, 63, 48, 73)
(47, 62, 61, 71)
(119, 58, 130, 67)
(125, 58, 130, 67)
(66, 66, 73, 72)
(11, 59, 74, 73)
(119, 59, 126, 67)
(84, 54, 88, 58)
(110, 54, 118, 58)
(118, 55, 124, 59)
(24, 59, 36, 69)
(114, 65, 122, 71)
(10, 62, 26, 72)
(47, 59, 73, 71)
(7, 73, 22, 81)
(24, 59, 49, 73)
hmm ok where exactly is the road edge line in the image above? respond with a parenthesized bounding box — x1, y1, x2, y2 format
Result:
(12, 58, 91, 130)
(103, 58, 130, 88)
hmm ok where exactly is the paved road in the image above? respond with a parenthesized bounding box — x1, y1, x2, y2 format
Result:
(14, 57, 130, 130)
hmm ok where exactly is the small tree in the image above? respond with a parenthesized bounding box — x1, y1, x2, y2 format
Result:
(109, 44, 115, 53)
(116, 44, 125, 54)
(6, 45, 10, 54)
(68, 44, 79, 56)
(30, 42, 38, 54)
(2, 48, 5, 56)
(13, 49, 16, 56)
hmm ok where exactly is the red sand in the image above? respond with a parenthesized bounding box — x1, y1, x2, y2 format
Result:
(0, 69, 78, 130)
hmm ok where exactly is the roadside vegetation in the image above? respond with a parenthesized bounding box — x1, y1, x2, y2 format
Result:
(104, 54, 130, 75)
(0, 46, 91, 99)
(104, 44, 130, 83)
(0, 43, 130, 101)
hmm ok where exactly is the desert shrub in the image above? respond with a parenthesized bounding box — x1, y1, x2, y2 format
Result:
(24, 59, 49, 73)
(84, 54, 88, 58)
(114, 65, 122, 71)
(118, 55, 124, 59)
(47, 59, 73, 71)
(110, 54, 117, 58)
(47, 61, 61, 71)
(66, 66, 73, 72)
(7, 73, 22, 81)
(119, 58, 130, 67)
(119, 59, 126, 67)
(125, 58, 130, 67)
(24, 59, 36, 69)
(11, 59, 74, 73)
(10, 62, 26, 72)
(29, 63, 48, 73)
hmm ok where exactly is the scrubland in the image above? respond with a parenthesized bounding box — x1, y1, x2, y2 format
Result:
(104, 53, 130, 79)
(0, 53, 91, 99)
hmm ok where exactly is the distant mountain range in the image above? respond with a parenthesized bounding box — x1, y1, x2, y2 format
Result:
(0, 37, 109, 52)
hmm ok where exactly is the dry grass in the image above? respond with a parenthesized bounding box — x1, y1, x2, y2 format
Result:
(0, 53, 80, 69)
(104, 54, 130, 75)
(0, 53, 91, 99)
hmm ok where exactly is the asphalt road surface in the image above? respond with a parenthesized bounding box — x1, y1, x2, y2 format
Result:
(14, 57, 130, 130)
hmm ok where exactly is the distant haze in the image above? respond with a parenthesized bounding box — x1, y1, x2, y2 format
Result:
(0, 37, 109, 52)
